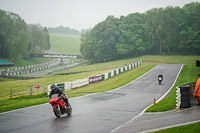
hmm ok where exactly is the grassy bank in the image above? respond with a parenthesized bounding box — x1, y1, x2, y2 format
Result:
(14, 58, 52, 67)
(50, 33, 81, 55)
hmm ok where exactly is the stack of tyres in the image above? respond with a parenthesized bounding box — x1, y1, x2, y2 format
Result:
(180, 85, 191, 108)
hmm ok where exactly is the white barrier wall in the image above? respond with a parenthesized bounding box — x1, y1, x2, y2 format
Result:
(104, 73, 109, 80)
(129, 64, 132, 69)
(135, 62, 137, 67)
(111, 70, 114, 77)
(65, 82, 72, 90)
(71, 78, 89, 89)
(47, 60, 142, 95)
(132, 63, 134, 68)
(121, 67, 124, 73)
(125, 66, 128, 71)
(116, 69, 119, 75)
(47, 85, 51, 95)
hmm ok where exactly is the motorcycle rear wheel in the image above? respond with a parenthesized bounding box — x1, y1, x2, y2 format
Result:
(53, 106, 61, 118)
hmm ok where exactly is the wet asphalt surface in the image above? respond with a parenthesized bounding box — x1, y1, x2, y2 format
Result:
(0, 64, 182, 133)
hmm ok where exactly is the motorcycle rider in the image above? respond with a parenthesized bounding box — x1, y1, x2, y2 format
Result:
(49, 84, 70, 108)
(158, 73, 163, 83)
(158, 73, 163, 79)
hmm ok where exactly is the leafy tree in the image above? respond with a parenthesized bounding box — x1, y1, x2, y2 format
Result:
(0, 9, 52, 61)
(80, 2, 200, 63)
(116, 13, 146, 56)
(44, 27, 51, 50)
(82, 16, 120, 63)
(48, 26, 79, 35)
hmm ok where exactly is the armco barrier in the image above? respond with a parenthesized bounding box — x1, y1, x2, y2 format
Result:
(47, 60, 142, 95)
(1, 59, 58, 76)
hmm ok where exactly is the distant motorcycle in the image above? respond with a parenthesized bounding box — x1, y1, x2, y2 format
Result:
(49, 94, 72, 117)
(158, 74, 163, 85)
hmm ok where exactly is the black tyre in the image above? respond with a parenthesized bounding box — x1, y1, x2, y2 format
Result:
(181, 92, 190, 97)
(180, 101, 191, 108)
(181, 96, 190, 102)
(53, 106, 61, 118)
(180, 85, 190, 93)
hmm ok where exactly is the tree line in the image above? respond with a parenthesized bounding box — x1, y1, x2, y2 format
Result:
(48, 26, 79, 35)
(0, 10, 51, 62)
(80, 2, 200, 63)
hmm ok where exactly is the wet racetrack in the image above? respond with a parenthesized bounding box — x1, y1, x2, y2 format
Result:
(0, 64, 182, 133)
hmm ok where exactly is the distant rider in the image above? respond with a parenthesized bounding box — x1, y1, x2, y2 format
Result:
(158, 73, 163, 80)
(49, 84, 70, 107)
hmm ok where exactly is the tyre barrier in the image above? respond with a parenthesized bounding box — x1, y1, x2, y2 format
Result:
(176, 84, 191, 108)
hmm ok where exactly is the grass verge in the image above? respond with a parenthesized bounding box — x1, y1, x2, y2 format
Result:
(14, 58, 52, 67)
(153, 122, 200, 133)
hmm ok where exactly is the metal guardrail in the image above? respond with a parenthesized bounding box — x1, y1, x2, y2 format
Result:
(0, 59, 58, 76)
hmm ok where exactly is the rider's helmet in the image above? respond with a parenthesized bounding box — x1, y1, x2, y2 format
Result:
(50, 84, 56, 90)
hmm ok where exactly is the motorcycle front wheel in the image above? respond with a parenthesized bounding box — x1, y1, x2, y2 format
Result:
(53, 106, 61, 118)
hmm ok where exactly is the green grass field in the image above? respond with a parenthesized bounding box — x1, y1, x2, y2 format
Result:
(50, 33, 81, 55)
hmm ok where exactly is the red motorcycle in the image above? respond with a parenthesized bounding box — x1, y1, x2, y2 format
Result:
(49, 94, 72, 117)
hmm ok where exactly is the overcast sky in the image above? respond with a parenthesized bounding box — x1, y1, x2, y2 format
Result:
(0, 0, 199, 31)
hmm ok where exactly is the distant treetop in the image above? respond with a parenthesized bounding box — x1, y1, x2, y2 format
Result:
(48, 26, 79, 35)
